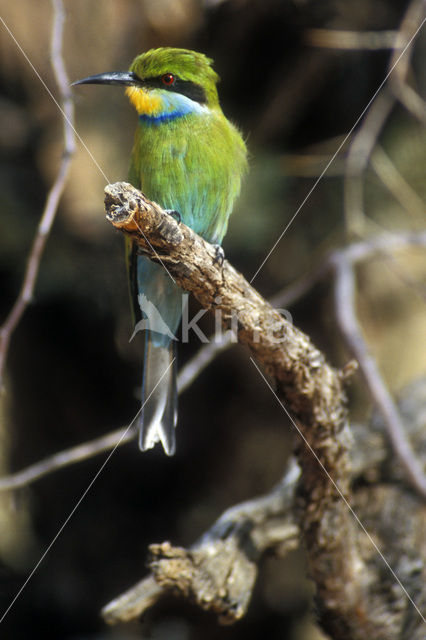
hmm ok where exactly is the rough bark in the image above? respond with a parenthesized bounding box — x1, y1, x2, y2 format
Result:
(102, 182, 426, 638)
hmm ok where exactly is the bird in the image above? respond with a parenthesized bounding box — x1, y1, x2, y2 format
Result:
(73, 48, 248, 455)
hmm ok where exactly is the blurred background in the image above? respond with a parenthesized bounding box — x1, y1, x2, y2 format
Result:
(0, 0, 425, 638)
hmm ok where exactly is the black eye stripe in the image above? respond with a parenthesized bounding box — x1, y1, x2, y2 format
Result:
(141, 75, 207, 104)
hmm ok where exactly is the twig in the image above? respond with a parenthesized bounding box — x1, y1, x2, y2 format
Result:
(388, 0, 426, 123)
(1, 232, 424, 494)
(332, 247, 426, 499)
(177, 271, 325, 395)
(327, 235, 426, 502)
(344, 90, 395, 235)
(0, 0, 76, 390)
(0, 274, 319, 491)
(305, 28, 403, 51)
(343, 0, 425, 236)
(101, 460, 300, 624)
(334, 4, 426, 499)
(370, 144, 426, 219)
(0, 427, 134, 491)
(2, 182, 424, 632)
(281, 142, 348, 178)
(177, 331, 235, 394)
(103, 184, 347, 437)
(103, 181, 372, 634)
(102, 383, 426, 637)
(0, 333, 238, 491)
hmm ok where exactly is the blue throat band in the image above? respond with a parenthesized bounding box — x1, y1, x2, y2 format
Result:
(139, 110, 188, 124)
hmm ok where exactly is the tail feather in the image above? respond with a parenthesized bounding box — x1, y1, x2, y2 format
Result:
(139, 337, 177, 456)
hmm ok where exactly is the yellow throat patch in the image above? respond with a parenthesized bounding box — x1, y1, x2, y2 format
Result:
(125, 86, 162, 116)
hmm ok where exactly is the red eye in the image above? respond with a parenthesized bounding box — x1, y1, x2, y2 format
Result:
(161, 73, 175, 86)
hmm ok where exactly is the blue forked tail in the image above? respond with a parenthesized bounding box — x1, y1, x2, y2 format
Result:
(139, 336, 177, 455)
(136, 255, 182, 455)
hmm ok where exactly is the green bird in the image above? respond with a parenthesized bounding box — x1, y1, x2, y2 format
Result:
(74, 48, 248, 455)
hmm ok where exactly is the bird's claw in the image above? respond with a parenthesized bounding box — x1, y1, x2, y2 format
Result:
(165, 209, 181, 223)
(213, 244, 225, 266)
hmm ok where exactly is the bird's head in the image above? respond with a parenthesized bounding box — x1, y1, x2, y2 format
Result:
(73, 47, 221, 121)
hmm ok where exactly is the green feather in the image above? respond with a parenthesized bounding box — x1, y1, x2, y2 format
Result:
(129, 48, 221, 108)
(74, 47, 248, 453)
(129, 108, 247, 241)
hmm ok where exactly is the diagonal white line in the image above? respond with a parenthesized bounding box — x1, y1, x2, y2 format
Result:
(0, 357, 175, 625)
(133, 218, 176, 283)
(0, 16, 110, 184)
(250, 357, 426, 625)
(0, 17, 176, 283)
(0, 14, 175, 622)
(250, 17, 426, 284)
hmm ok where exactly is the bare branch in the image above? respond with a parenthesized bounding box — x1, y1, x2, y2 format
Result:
(305, 28, 403, 51)
(301, 233, 426, 500)
(0, 0, 76, 390)
(0, 427, 134, 491)
(177, 332, 235, 394)
(281, 136, 348, 178)
(102, 460, 300, 625)
(177, 267, 328, 395)
(103, 380, 426, 637)
(105, 182, 426, 505)
(0, 332, 238, 490)
(0, 270, 321, 491)
(1, 174, 424, 634)
(388, 0, 426, 123)
(1, 232, 424, 496)
(104, 183, 348, 441)
(343, 0, 425, 236)
(370, 144, 426, 219)
(344, 90, 395, 235)
(332, 247, 426, 498)
(104, 181, 375, 635)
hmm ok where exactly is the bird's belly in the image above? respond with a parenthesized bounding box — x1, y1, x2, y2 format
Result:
(134, 117, 238, 245)
(141, 163, 228, 244)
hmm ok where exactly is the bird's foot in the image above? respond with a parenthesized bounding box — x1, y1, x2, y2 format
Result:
(164, 209, 181, 223)
(212, 244, 225, 266)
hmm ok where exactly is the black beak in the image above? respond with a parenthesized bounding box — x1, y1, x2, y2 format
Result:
(72, 71, 139, 87)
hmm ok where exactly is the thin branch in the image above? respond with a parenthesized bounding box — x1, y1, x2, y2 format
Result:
(392, 77, 426, 123)
(177, 331, 235, 394)
(281, 142, 348, 178)
(332, 9, 426, 503)
(101, 460, 300, 624)
(0, 278, 316, 490)
(0, 0, 76, 390)
(370, 144, 426, 219)
(0, 335, 243, 490)
(103, 181, 373, 634)
(181, 225, 426, 504)
(332, 246, 426, 499)
(2, 182, 424, 633)
(0, 332, 238, 491)
(0, 427, 134, 491)
(343, 0, 425, 236)
(177, 270, 326, 395)
(388, 0, 426, 123)
(1, 232, 424, 493)
(305, 28, 403, 51)
(329, 235, 426, 501)
(344, 90, 395, 235)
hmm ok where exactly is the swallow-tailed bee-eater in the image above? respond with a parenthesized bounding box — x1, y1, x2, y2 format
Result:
(74, 48, 248, 455)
